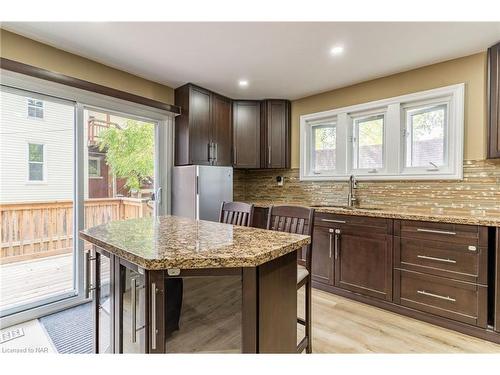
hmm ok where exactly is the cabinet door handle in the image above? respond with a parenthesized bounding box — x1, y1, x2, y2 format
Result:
(233, 147, 237, 165)
(334, 229, 341, 260)
(417, 255, 457, 264)
(268, 146, 271, 166)
(151, 283, 158, 350)
(214, 142, 218, 163)
(322, 218, 346, 224)
(328, 229, 333, 258)
(416, 228, 456, 235)
(417, 290, 456, 302)
(131, 278, 137, 343)
(85, 250, 96, 299)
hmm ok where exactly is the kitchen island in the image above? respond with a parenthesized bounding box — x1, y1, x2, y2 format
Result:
(80, 215, 310, 354)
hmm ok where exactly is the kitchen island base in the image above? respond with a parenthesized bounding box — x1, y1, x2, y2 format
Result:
(90, 245, 298, 354)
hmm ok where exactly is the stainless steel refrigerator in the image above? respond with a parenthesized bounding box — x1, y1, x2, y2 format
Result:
(172, 165, 233, 222)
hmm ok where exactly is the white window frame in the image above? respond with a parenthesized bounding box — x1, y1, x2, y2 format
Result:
(26, 142, 47, 183)
(88, 156, 102, 178)
(300, 84, 464, 181)
(349, 109, 387, 175)
(27, 97, 44, 119)
(307, 118, 339, 176)
(402, 99, 450, 176)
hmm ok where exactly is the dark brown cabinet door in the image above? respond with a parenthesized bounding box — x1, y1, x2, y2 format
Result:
(211, 94, 232, 166)
(311, 226, 334, 285)
(334, 229, 393, 301)
(488, 42, 500, 159)
(233, 101, 260, 168)
(189, 87, 212, 165)
(261, 100, 291, 169)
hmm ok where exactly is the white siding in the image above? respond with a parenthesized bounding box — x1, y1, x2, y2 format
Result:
(0, 90, 74, 203)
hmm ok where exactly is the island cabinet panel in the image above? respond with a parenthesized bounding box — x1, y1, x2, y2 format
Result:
(233, 100, 261, 168)
(90, 247, 115, 354)
(119, 260, 148, 353)
(260, 99, 291, 169)
(174, 84, 232, 166)
(311, 226, 334, 285)
(488, 41, 500, 159)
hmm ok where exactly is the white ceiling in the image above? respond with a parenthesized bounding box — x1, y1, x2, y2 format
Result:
(3, 22, 500, 100)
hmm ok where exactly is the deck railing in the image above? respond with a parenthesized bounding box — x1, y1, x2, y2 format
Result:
(0, 198, 151, 264)
(87, 118, 121, 146)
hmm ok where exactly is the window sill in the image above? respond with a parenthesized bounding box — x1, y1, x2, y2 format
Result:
(300, 171, 463, 182)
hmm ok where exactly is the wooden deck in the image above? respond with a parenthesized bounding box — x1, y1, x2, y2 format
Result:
(0, 253, 74, 312)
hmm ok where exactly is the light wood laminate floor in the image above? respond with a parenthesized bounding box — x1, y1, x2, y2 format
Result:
(298, 287, 500, 353)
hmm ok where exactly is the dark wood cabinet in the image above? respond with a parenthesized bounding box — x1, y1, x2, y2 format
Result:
(312, 213, 393, 301)
(311, 226, 334, 285)
(212, 94, 232, 166)
(261, 100, 291, 169)
(488, 42, 500, 159)
(495, 228, 500, 333)
(174, 84, 232, 166)
(233, 100, 261, 168)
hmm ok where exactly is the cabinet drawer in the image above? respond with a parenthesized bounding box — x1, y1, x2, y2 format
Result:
(315, 213, 392, 234)
(394, 269, 487, 327)
(396, 220, 486, 246)
(395, 237, 487, 284)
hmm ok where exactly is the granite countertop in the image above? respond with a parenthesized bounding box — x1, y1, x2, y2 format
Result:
(248, 201, 500, 227)
(80, 215, 310, 270)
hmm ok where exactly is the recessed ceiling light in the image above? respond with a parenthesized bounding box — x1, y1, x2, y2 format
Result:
(330, 46, 344, 56)
(238, 80, 249, 87)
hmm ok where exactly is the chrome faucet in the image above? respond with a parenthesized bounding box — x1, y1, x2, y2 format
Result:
(347, 175, 357, 207)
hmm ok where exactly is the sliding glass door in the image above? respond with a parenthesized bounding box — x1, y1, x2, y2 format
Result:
(0, 81, 171, 324)
(0, 87, 77, 317)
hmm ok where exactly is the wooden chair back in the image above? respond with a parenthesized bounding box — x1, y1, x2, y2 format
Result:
(266, 205, 315, 270)
(219, 201, 255, 227)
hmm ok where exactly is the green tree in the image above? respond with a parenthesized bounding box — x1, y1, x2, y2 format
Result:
(98, 120, 154, 191)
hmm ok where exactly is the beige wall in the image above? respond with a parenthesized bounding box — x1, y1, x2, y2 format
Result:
(0, 29, 174, 104)
(291, 53, 488, 167)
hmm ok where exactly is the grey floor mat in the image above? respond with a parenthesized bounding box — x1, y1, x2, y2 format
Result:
(39, 302, 92, 354)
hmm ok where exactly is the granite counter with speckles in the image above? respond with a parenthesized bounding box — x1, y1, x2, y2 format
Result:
(80, 215, 310, 270)
(248, 201, 500, 227)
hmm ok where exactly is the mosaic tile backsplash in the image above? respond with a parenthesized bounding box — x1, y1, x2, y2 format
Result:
(234, 159, 500, 216)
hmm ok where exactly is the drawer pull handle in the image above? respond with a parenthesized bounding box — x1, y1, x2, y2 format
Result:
(417, 290, 456, 302)
(417, 255, 457, 264)
(416, 228, 456, 235)
(322, 219, 347, 224)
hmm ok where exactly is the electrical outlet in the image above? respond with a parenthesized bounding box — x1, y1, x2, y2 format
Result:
(276, 176, 284, 186)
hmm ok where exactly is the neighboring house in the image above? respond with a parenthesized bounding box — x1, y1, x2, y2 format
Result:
(0, 89, 74, 203)
(0, 89, 130, 203)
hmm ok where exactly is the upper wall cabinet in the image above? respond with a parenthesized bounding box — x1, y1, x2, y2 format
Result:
(174, 84, 232, 166)
(488, 42, 500, 159)
(261, 100, 291, 169)
(233, 100, 261, 168)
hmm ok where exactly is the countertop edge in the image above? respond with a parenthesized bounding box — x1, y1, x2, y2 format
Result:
(79, 230, 310, 271)
(249, 202, 500, 227)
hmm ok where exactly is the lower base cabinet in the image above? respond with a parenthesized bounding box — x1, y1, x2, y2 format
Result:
(394, 269, 488, 328)
(310, 213, 498, 343)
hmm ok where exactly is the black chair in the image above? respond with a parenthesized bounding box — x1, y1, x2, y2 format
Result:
(219, 201, 255, 227)
(266, 205, 315, 353)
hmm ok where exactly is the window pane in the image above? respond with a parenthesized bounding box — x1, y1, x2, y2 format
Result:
(406, 105, 445, 167)
(89, 159, 99, 176)
(355, 115, 384, 169)
(313, 126, 336, 171)
(29, 163, 44, 181)
(29, 143, 43, 162)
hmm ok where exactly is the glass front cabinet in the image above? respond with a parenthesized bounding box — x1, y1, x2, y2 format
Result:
(87, 246, 148, 353)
